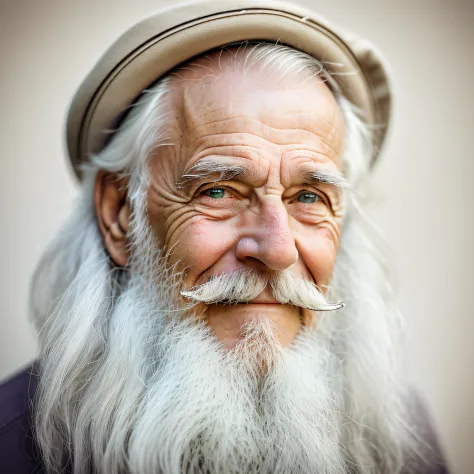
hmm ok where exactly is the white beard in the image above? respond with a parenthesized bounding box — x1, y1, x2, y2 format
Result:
(70, 269, 346, 474)
(125, 299, 345, 474)
(32, 173, 417, 474)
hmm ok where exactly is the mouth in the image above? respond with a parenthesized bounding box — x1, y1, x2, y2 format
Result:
(248, 295, 280, 304)
(216, 300, 282, 306)
(237, 302, 282, 307)
(248, 287, 280, 304)
(216, 288, 281, 306)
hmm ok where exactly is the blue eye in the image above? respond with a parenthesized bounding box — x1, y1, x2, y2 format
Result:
(297, 192, 319, 203)
(203, 187, 226, 199)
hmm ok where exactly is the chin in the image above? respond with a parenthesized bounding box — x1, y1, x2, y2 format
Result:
(205, 303, 303, 349)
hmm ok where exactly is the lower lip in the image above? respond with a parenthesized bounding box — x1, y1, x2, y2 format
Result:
(235, 303, 282, 307)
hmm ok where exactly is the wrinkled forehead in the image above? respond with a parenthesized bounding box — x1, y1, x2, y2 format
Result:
(166, 47, 345, 170)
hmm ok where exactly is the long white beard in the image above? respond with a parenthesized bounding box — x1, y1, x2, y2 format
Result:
(32, 175, 417, 474)
(92, 273, 345, 474)
(125, 298, 345, 474)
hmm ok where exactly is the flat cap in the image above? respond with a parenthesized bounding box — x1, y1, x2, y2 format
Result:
(67, 0, 393, 179)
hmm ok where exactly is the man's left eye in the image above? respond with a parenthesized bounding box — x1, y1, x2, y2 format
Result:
(296, 192, 319, 204)
(202, 187, 227, 199)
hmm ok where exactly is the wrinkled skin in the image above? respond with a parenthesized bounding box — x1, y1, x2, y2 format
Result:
(98, 52, 346, 349)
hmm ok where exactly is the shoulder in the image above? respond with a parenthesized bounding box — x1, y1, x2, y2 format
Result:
(0, 364, 44, 473)
(0, 364, 38, 430)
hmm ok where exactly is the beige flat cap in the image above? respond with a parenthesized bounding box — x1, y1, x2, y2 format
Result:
(67, 0, 393, 179)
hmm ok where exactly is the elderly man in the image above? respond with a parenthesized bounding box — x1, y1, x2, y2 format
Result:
(0, 1, 448, 473)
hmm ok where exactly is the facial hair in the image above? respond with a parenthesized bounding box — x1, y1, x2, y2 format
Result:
(34, 244, 347, 474)
(123, 275, 346, 474)
(33, 183, 414, 474)
(180, 268, 344, 312)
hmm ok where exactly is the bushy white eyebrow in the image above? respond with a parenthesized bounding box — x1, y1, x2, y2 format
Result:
(177, 160, 247, 189)
(177, 159, 347, 191)
(304, 169, 347, 189)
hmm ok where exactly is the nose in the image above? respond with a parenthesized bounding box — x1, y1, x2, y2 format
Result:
(236, 200, 298, 271)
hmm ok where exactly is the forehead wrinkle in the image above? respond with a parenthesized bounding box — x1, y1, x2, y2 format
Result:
(169, 63, 344, 178)
(178, 85, 342, 150)
(191, 144, 265, 160)
(186, 112, 337, 135)
(190, 133, 342, 173)
(186, 142, 268, 178)
(286, 150, 341, 168)
(187, 117, 341, 154)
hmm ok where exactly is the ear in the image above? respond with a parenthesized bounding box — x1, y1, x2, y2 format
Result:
(94, 171, 131, 267)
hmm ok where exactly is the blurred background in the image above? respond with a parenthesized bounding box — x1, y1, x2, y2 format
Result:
(0, 0, 473, 472)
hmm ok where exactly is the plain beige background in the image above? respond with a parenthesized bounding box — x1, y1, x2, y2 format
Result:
(0, 0, 473, 472)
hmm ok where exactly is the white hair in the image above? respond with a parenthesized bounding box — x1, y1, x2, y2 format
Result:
(31, 43, 424, 474)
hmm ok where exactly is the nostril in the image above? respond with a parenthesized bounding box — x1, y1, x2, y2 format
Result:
(240, 256, 268, 270)
(235, 237, 259, 261)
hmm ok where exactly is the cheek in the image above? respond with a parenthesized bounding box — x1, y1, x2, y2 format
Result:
(169, 217, 238, 285)
(296, 225, 339, 287)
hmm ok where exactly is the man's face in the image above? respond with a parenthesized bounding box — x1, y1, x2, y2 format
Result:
(146, 53, 345, 349)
